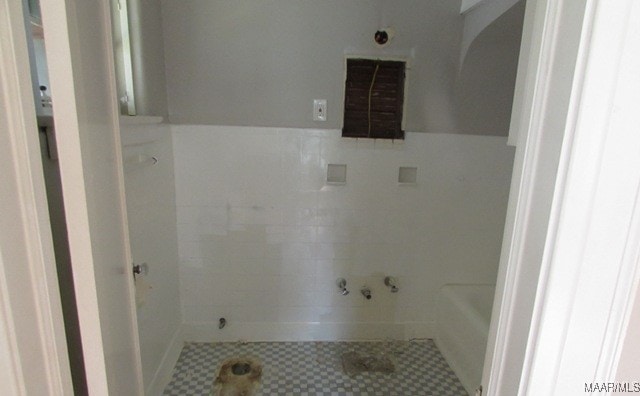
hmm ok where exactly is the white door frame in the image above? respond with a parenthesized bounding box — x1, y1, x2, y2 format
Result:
(520, 0, 640, 393)
(483, 0, 590, 393)
(38, 0, 145, 393)
(0, 0, 73, 394)
(485, 0, 640, 394)
(2, 0, 639, 395)
(2, 0, 144, 394)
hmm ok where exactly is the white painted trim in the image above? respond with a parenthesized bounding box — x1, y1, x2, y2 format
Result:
(486, 0, 640, 394)
(483, 0, 567, 392)
(146, 325, 184, 396)
(182, 321, 434, 343)
(506, 0, 544, 147)
(38, 0, 111, 392)
(0, 258, 23, 395)
(40, 0, 144, 393)
(614, 266, 640, 383)
(104, 0, 147, 391)
(0, 0, 73, 394)
(484, 0, 594, 394)
(523, 0, 640, 393)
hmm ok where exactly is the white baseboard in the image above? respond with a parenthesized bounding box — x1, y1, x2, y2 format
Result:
(182, 321, 434, 343)
(145, 325, 185, 396)
(404, 322, 435, 340)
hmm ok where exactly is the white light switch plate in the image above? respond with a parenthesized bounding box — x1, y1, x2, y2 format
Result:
(313, 99, 327, 121)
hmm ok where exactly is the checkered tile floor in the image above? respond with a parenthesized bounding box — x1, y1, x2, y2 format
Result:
(163, 340, 469, 395)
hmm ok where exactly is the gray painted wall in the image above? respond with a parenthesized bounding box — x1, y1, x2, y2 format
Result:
(160, 0, 465, 132)
(456, 0, 525, 136)
(148, 1, 525, 135)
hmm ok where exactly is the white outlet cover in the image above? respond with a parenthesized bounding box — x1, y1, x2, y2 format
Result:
(313, 99, 327, 121)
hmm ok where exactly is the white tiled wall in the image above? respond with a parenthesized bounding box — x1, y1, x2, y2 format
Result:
(172, 125, 515, 341)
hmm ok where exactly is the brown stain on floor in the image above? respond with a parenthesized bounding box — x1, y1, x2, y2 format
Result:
(213, 357, 263, 396)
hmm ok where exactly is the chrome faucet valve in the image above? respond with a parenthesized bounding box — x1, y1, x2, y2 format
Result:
(384, 276, 399, 293)
(336, 278, 349, 295)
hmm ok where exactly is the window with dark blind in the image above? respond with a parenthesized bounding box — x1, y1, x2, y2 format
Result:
(342, 59, 406, 139)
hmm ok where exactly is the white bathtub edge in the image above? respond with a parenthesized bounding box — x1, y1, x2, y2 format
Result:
(145, 325, 185, 396)
(434, 337, 473, 396)
(440, 284, 493, 333)
(436, 284, 495, 396)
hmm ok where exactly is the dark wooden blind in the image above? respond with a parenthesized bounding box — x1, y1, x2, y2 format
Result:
(342, 59, 405, 139)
